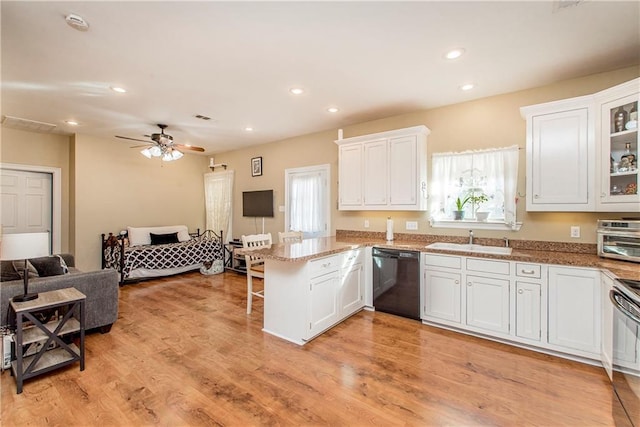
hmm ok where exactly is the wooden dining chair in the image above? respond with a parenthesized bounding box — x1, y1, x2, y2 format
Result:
(277, 231, 304, 244)
(241, 233, 272, 314)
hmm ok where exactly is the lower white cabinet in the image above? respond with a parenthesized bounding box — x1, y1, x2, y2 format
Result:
(548, 266, 601, 357)
(423, 254, 606, 363)
(264, 250, 365, 345)
(515, 281, 542, 341)
(466, 275, 510, 334)
(424, 269, 462, 323)
(340, 250, 365, 318)
(309, 269, 341, 337)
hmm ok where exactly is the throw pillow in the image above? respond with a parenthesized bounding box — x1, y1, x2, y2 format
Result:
(0, 260, 22, 282)
(12, 260, 39, 279)
(150, 232, 180, 245)
(56, 254, 69, 274)
(29, 256, 65, 277)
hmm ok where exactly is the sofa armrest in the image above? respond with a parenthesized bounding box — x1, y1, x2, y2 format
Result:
(0, 269, 119, 330)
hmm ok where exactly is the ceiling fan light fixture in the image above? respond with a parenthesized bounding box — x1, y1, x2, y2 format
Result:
(171, 149, 184, 160)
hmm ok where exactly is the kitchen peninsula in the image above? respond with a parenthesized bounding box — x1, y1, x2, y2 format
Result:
(240, 234, 639, 348)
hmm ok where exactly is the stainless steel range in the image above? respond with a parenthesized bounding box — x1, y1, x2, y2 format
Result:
(598, 220, 640, 263)
(610, 278, 640, 426)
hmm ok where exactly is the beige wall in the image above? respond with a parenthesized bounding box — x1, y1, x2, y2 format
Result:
(0, 127, 71, 252)
(2, 66, 638, 271)
(215, 65, 640, 243)
(72, 134, 210, 270)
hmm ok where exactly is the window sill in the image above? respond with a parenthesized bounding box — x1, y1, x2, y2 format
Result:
(429, 219, 522, 231)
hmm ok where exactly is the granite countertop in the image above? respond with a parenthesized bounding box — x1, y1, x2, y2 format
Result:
(238, 235, 639, 281)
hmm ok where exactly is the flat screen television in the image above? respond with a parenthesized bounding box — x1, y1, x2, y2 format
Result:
(242, 190, 274, 217)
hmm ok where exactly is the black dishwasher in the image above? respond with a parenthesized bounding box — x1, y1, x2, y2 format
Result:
(372, 248, 421, 320)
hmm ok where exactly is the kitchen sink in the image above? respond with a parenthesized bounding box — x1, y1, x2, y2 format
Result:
(426, 242, 512, 255)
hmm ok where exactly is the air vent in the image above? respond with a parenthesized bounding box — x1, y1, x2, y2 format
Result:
(66, 14, 89, 31)
(195, 114, 211, 121)
(1, 116, 57, 133)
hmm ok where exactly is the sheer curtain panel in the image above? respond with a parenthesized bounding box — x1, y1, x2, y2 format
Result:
(204, 170, 234, 241)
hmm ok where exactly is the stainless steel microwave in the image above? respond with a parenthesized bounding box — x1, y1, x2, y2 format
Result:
(597, 219, 640, 263)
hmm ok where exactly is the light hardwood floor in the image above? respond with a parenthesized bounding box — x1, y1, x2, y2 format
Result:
(1, 271, 614, 426)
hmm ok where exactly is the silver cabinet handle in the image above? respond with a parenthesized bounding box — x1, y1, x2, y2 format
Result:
(455, 280, 459, 284)
(520, 269, 535, 275)
(534, 194, 539, 199)
(467, 282, 472, 287)
(518, 289, 524, 294)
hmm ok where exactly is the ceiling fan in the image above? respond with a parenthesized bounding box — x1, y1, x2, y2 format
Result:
(115, 124, 204, 162)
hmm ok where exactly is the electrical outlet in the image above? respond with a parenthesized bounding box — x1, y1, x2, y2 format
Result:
(364, 220, 369, 228)
(406, 221, 418, 230)
(570, 226, 581, 238)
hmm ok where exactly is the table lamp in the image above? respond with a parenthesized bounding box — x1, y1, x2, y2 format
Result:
(0, 232, 50, 302)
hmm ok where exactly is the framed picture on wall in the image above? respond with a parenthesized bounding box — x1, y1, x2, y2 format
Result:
(251, 156, 262, 177)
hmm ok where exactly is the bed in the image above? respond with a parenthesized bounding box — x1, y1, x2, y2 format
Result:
(101, 225, 224, 284)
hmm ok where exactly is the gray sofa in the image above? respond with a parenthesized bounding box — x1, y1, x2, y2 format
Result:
(1, 254, 119, 333)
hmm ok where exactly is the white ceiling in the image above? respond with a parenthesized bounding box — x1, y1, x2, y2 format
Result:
(2, 1, 639, 155)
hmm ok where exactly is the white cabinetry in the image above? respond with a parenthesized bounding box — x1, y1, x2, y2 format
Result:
(263, 250, 365, 345)
(337, 144, 362, 207)
(548, 266, 601, 357)
(308, 256, 341, 337)
(596, 79, 639, 210)
(514, 262, 544, 342)
(339, 249, 365, 318)
(336, 126, 429, 211)
(520, 78, 639, 212)
(466, 275, 510, 334)
(423, 254, 462, 324)
(520, 96, 595, 211)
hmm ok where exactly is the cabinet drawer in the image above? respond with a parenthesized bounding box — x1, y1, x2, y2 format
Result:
(309, 255, 340, 277)
(424, 254, 462, 269)
(515, 263, 541, 279)
(341, 249, 364, 269)
(466, 258, 510, 275)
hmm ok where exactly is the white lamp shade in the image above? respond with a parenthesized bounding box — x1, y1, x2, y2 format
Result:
(0, 232, 50, 260)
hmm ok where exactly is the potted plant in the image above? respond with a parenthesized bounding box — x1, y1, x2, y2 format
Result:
(453, 192, 488, 220)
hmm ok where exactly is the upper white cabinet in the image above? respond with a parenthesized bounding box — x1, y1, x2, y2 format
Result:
(520, 77, 639, 212)
(521, 96, 595, 211)
(595, 80, 639, 210)
(336, 125, 429, 211)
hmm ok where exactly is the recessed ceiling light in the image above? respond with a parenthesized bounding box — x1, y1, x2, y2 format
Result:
(444, 48, 465, 60)
(245, 127, 254, 132)
(65, 120, 79, 126)
(289, 88, 304, 95)
(110, 86, 127, 93)
(460, 83, 475, 91)
(327, 107, 339, 113)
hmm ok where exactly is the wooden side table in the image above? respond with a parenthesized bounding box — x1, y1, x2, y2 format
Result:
(10, 288, 86, 394)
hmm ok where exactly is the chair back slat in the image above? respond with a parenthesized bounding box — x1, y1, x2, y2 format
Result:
(278, 231, 303, 244)
(241, 233, 272, 263)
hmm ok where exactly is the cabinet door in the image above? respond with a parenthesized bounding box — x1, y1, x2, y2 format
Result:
(389, 135, 417, 206)
(528, 107, 592, 210)
(466, 275, 510, 334)
(598, 92, 639, 209)
(308, 272, 340, 338)
(363, 139, 388, 206)
(338, 143, 363, 208)
(516, 281, 541, 341)
(340, 263, 364, 318)
(548, 267, 601, 355)
(423, 270, 461, 323)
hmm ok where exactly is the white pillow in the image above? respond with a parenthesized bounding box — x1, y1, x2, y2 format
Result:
(127, 225, 191, 246)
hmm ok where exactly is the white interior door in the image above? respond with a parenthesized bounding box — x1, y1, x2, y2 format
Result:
(1, 169, 52, 236)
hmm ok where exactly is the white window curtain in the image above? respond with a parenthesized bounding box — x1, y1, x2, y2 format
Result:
(287, 167, 328, 237)
(204, 170, 234, 242)
(430, 146, 519, 227)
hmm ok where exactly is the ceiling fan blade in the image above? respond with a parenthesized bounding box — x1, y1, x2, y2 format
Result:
(175, 144, 205, 152)
(115, 135, 150, 143)
(129, 144, 152, 149)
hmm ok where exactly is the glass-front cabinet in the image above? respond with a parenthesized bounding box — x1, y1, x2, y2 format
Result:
(599, 86, 639, 210)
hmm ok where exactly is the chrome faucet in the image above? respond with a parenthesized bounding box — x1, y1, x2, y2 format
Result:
(503, 237, 509, 247)
(469, 230, 474, 245)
